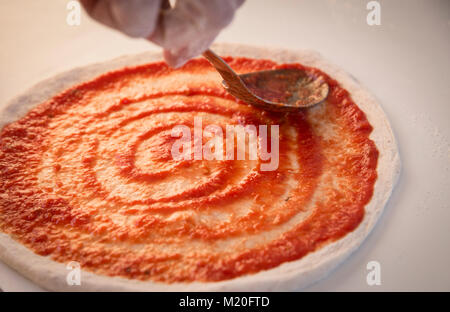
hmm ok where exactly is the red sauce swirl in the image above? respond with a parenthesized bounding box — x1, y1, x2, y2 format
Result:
(0, 57, 378, 282)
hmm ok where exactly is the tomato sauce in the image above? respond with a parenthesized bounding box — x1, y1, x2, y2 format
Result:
(0, 57, 378, 282)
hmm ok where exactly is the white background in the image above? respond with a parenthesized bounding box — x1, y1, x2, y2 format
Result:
(0, 0, 449, 291)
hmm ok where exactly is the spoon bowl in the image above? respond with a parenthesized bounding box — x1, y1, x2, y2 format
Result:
(203, 49, 329, 112)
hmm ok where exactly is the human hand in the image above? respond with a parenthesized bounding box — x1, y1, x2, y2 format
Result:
(81, 0, 244, 67)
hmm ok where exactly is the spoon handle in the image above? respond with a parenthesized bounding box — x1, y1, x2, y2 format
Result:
(202, 49, 266, 105)
(202, 49, 241, 83)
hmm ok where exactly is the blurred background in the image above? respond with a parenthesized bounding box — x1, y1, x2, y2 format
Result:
(0, 0, 449, 291)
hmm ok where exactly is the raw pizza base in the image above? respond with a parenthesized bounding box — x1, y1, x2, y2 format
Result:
(0, 43, 400, 291)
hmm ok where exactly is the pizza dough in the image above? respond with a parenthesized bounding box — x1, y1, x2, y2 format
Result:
(0, 43, 400, 291)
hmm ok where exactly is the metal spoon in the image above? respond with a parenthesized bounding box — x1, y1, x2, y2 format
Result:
(203, 49, 329, 112)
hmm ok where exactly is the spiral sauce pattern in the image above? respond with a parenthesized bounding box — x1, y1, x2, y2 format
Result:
(0, 58, 378, 282)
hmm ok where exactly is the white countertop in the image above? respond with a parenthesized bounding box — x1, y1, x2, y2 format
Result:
(0, 0, 449, 291)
